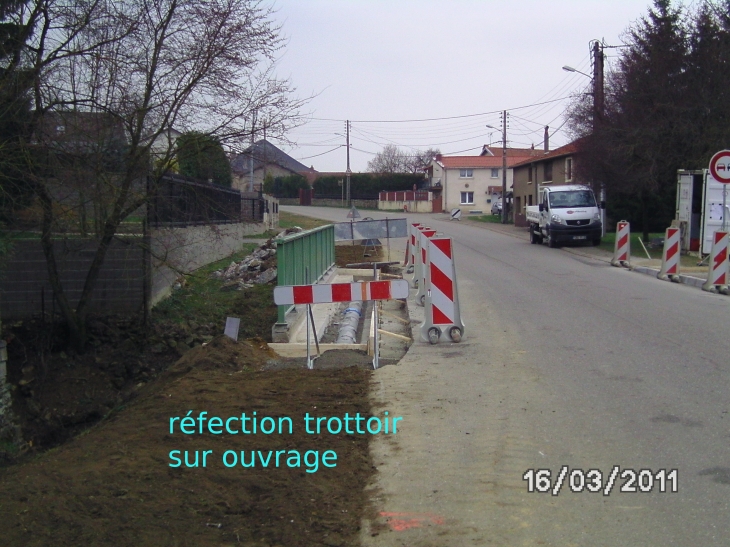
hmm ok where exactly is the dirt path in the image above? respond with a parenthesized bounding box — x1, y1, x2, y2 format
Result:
(0, 337, 378, 547)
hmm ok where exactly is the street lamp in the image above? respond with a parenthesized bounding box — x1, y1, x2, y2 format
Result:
(562, 65, 592, 79)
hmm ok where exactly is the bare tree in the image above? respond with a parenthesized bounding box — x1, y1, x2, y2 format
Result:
(367, 144, 440, 174)
(3, 0, 306, 351)
(407, 147, 440, 173)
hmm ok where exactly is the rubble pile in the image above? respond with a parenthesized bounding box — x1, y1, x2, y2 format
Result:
(210, 227, 301, 291)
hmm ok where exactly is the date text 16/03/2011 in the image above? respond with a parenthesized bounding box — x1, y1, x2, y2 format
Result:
(522, 467, 678, 496)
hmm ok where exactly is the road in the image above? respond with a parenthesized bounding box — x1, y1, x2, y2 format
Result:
(283, 206, 730, 546)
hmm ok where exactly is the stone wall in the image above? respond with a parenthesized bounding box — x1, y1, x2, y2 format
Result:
(278, 198, 377, 209)
(149, 221, 267, 306)
(0, 339, 23, 460)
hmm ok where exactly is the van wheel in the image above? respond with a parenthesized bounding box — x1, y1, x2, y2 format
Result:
(547, 230, 559, 248)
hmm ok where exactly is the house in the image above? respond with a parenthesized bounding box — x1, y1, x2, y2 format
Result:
(424, 146, 539, 212)
(149, 127, 182, 158)
(511, 140, 584, 227)
(230, 139, 317, 192)
(35, 111, 128, 165)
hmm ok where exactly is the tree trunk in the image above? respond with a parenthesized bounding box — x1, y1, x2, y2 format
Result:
(36, 186, 87, 352)
(641, 190, 650, 242)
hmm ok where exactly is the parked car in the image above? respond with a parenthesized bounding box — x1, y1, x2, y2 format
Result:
(491, 199, 502, 215)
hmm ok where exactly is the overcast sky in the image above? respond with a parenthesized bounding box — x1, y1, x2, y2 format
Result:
(268, 0, 654, 173)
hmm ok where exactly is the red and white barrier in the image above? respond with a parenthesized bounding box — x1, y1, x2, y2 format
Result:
(404, 223, 421, 268)
(611, 220, 631, 267)
(274, 280, 409, 305)
(420, 237, 465, 344)
(415, 227, 437, 303)
(658, 227, 681, 282)
(702, 231, 729, 293)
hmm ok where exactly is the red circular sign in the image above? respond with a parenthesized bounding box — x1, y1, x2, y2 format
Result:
(709, 150, 730, 183)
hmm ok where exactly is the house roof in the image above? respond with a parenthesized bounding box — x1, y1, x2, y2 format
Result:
(512, 140, 582, 168)
(481, 145, 539, 158)
(231, 139, 316, 176)
(35, 111, 127, 155)
(436, 153, 537, 170)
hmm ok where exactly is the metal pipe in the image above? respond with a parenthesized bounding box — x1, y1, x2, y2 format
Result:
(335, 301, 362, 344)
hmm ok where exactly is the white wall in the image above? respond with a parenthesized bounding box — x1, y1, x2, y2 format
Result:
(441, 167, 513, 212)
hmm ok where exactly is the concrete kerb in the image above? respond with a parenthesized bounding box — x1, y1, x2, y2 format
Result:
(462, 218, 712, 290)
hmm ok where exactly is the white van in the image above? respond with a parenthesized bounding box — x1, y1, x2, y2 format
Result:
(525, 185, 603, 247)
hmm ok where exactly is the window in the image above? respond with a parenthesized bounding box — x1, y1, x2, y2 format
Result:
(565, 158, 573, 181)
(460, 191, 474, 204)
(459, 169, 473, 178)
(527, 166, 533, 183)
(544, 161, 553, 182)
(491, 168, 499, 178)
(548, 190, 596, 209)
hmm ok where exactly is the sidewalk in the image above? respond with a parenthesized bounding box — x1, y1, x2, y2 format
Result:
(463, 218, 710, 288)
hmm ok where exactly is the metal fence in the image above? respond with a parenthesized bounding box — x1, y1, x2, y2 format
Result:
(379, 190, 430, 202)
(275, 224, 335, 323)
(148, 173, 264, 227)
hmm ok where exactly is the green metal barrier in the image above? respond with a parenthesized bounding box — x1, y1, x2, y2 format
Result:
(275, 224, 335, 323)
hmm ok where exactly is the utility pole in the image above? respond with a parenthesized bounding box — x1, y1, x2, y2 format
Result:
(592, 40, 604, 124)
(501, 110, 508, 224)
(592, 40, 606, 236)
(248, 110, 257, 192)
(346, 120, 351, 207)
(262, 119, 267, 194)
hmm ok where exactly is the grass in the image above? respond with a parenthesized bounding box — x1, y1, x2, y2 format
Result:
(278, 211, 331, 231)
(243, 229, 280, 239)
(151, 243, 278, 339)
(599, 232, 664, 258)
(598, 232, 701, 267)
(465, 214, 503, 224)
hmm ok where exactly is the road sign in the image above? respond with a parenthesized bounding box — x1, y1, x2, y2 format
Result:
(709, 150, 730, 184)
(450, 208, 462, 221)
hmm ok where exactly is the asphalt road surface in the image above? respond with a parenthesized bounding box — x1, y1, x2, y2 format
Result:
(283, 206, 730, 547)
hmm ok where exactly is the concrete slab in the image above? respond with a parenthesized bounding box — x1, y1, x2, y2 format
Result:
(268, 343, 366, 357)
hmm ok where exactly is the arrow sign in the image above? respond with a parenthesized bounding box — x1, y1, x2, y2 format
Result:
(709, 150, 730, 184)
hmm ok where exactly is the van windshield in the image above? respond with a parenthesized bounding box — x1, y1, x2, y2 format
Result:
(548, 190, 596, 209)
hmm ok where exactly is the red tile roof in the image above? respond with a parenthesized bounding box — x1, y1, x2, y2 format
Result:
(438, 154, 536, 169)
(512, 141, 582, 168)
(482, 146, 539, 157)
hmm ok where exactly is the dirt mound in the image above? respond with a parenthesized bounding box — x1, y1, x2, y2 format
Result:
(167, 335, 276, 374)
(0, 339, 375, 547)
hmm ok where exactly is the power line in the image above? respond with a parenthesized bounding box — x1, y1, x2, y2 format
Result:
(298, 145, 342, 160)
(307, 95, 574, 124)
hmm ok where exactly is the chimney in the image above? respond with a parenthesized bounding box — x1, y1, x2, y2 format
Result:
(543, 126, 549, 153)
(435, 153, 442, 161)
